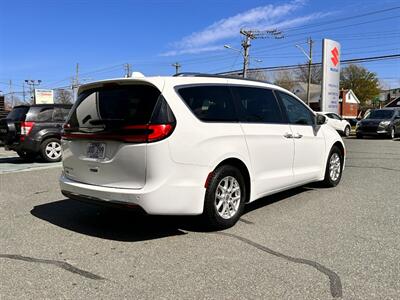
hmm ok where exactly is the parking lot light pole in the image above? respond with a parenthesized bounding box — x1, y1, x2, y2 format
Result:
(24, 79, 42, 104)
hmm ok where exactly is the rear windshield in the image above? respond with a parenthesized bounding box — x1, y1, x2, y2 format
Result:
(67, 84, 162, 132)
(365, 110, 394, 120)
(7, 107, 29, 121)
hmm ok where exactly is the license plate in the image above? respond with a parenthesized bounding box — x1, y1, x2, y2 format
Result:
(87, 142, 106, 159)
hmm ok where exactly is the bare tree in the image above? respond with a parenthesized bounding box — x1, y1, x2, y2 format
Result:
(55, 89, 73, 104)
(247, 70, 269, 82)
(295, 63, 322, 84)
(273, 70, 296, 91)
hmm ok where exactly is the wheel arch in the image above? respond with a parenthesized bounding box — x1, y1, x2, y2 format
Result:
(213, 157, 251, 203)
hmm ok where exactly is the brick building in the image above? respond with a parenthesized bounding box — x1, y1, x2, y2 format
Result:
(339, 89, 360, 118)
(292, 83, 360, 118)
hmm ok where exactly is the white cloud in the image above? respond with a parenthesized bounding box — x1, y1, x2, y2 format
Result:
(161, 1, 327, 56)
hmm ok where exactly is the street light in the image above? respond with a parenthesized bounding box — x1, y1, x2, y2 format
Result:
(224, 44, 263, 75)
(224, 44, 243, 55)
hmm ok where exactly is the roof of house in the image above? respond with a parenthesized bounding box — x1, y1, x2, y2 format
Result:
(339, 89, 360, 104)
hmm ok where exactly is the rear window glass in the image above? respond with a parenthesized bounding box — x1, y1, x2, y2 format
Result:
(67, 84, 161, 132)
(7, 107, 29, 121)
(178, 85, 237, 122)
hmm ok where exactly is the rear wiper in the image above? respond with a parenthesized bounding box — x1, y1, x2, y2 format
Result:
(88, 118, 124, 125)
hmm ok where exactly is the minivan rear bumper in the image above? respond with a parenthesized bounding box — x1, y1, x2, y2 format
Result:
(59, 172, 206, 215)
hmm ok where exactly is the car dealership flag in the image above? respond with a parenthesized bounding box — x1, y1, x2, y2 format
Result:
(321, 39, 341, 113)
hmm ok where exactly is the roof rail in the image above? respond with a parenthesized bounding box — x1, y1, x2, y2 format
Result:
(173, 72, 273, 84)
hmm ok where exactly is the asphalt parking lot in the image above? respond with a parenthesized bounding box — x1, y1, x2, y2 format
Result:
(0, 137, 399, 299)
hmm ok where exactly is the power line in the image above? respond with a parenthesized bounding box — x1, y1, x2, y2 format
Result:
(218, 54, 400, 74)
(283, 6, 400, 33)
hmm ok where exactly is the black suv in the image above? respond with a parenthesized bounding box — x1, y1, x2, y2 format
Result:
(0, 104, 72, 162)
(356, 108, 400, 139)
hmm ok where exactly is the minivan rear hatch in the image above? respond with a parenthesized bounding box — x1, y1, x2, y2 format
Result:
(62, 80, 175, 189)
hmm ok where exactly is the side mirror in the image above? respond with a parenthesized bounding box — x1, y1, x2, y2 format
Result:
(316, 114, 327, 125)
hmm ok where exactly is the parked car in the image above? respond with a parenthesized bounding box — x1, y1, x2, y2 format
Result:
(344, 118, 359, 127)
(60, 74, 345, 229)
(0, 104, 72, 161)
(356, 107, 400, 139)
(320, 112, 351, 137)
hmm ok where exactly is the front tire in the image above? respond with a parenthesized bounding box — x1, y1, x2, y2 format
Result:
(391, 127, 396, 140)
(321, 146, 343, 187)
(40, 138, 62, 162)
(203, 165, 246, 230)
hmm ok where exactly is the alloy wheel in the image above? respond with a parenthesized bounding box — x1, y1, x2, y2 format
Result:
(329, 153, 341, 181)
(214, 176, 241, 219)
(45, 141, 62, 160)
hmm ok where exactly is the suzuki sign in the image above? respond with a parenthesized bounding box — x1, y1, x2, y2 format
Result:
(321, 39, 341, 113)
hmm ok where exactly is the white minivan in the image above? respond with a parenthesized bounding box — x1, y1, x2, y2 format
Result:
(60, 74, 345, 229)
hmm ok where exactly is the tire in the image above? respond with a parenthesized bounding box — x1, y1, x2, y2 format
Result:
(321, 146, 343, 187)
(17, 150, 37, 161)
(344, 126, 351, 137)
(202, 165, 246, 230)
(356, 133, 363, 139)
(390, 127, 395, 140)
(40, 138, 62, 162)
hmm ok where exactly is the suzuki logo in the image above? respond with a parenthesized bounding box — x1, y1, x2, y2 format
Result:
(331, 47, 339, 66)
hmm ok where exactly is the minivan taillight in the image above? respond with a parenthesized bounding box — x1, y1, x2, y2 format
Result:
(62, 123, 175, 143)
(20, 121, 35, 141)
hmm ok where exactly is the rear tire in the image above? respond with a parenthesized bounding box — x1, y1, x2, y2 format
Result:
(321, 146, 343, 187)
(344, 126, 351, 137)
(202, 165, 246, 230)
(40, 138, 62, 162)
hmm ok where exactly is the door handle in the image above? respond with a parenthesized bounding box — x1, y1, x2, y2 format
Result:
(293, 133, 303, 139)
(283, 133, 293, 139)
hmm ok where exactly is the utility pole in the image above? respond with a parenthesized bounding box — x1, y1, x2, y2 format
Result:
(241, 36, 251, 78)
(172, 62, 181, 75)
(9, 80, 14, 107)
(306, 37, 313, 106)
(239, 29, 284, 78)
(295, 37, 313, 106)
(71, 63, 79, 102)
(124, 63, 132, 77)
(22, 81, 26, 103)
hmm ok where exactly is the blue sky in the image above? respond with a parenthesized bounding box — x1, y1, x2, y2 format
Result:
(0, 0, 399, 95)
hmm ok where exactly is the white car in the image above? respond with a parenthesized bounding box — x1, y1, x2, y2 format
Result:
(321, 112, 351, 137)
(60, 74, 345, 229)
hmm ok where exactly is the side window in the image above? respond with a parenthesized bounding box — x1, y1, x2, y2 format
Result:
(231, 86, 284, 123)
(333, 113, 342, 120)
(35, 107, 54, 122)
(325, 113, 334, 119)
(53, 108, 66, 121)
(278, 92, 314, 126)
(178, 85, 236, 122)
